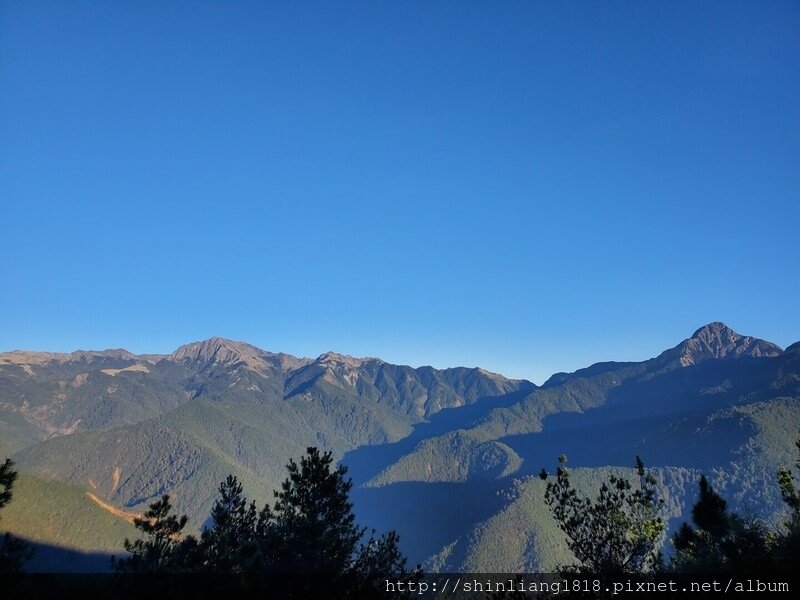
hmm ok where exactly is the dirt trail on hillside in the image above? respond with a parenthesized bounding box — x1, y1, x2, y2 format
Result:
(86, 492, 140, 523)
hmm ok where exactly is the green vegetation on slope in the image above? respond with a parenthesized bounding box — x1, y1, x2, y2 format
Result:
(426, 466, 697, 572)
(0, 471, 137, 570)
(2, 327, 798, 571)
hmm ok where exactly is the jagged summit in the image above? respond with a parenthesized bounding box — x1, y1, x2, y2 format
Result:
(541, 323, 784, 386)
(168, 337, 312, 373)
(659, 322, 782, 367)
(0, 348, 142, 365)
(315, 351, 381, 368)
(169, 337, 273, 371)
(689, 322, 739, 343)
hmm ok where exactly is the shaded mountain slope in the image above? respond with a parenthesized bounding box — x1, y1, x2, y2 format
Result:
(3, 324, 798, 572)
(339, 324, 799, 569)
(0, 472, 137, 571)
(4, 339, 528, 531)
(366, 323, 787, 486)
(0, 350, 189, 452)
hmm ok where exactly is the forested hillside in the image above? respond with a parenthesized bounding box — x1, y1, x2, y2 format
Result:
(1, 324, 798, 571)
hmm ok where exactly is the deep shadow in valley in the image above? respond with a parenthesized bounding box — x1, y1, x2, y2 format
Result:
(342, 383, 535, 486)
(350, 479, 508, 565)
(17, 538, 116, 573)
(502, 357, 775, 477)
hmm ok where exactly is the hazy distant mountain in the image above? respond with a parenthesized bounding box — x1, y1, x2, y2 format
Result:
(0, 349, 187, 455)
(1, 324, 798, 572)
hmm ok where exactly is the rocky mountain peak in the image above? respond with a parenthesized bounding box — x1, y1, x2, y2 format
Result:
(689, 322, 739, 345)
(169, 337, 270, 371)
(316, 351, 379, 369)
(0, 348, 141, 366)
(658, 322, 782, 367)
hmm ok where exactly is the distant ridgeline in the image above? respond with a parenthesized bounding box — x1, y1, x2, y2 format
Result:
(1, 322, 798, 572)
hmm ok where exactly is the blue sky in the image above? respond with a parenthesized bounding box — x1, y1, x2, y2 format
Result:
(1, 1, 798, 382)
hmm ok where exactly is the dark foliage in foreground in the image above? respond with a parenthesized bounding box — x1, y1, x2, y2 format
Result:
(114, 448, 418, 595)
(670, 474, 773, 572)
(543, 455, 666, 575)
(542, 436, 800, 576)
(0, 459, 33, 573)
(670, 436, 800, 573)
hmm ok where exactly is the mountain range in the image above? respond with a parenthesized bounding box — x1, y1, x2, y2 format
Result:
(1, 322, 798, 572)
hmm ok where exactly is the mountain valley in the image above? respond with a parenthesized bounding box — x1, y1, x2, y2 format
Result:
(1, 323, 798, 572)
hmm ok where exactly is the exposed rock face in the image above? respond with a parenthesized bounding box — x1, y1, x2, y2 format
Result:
(169, 337, 268, 370)
(168, 337, 312, 374)
(0, 348, 142, 366)
(657, 322, 782, 367)
(1, 336, 528, 452)
(3, 324, 799, 573)
(316, 351, 376, 369)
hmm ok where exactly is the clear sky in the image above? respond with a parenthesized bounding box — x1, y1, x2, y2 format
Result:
(1, 1, 798, 383)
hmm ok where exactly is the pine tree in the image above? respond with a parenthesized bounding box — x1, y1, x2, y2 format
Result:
(259, 447, 416, 597)
(352, 529, 409, 577)
(670, 475, 771, 572)
(112, 447, 416, 592)
(774, 435, 800, 569)
(543, 455, 666, 574)
(0, 459, 33, 572)
(0, 459, 16, 510)
(267, 447, 366, 573)
(114, 494, 198, 573)
(691, 475, 728, 537)
(669, 437, 800, 573)
(254, 447, 414, 578)
(200, 475, 259, 572)
(776, 437, 800, 518)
